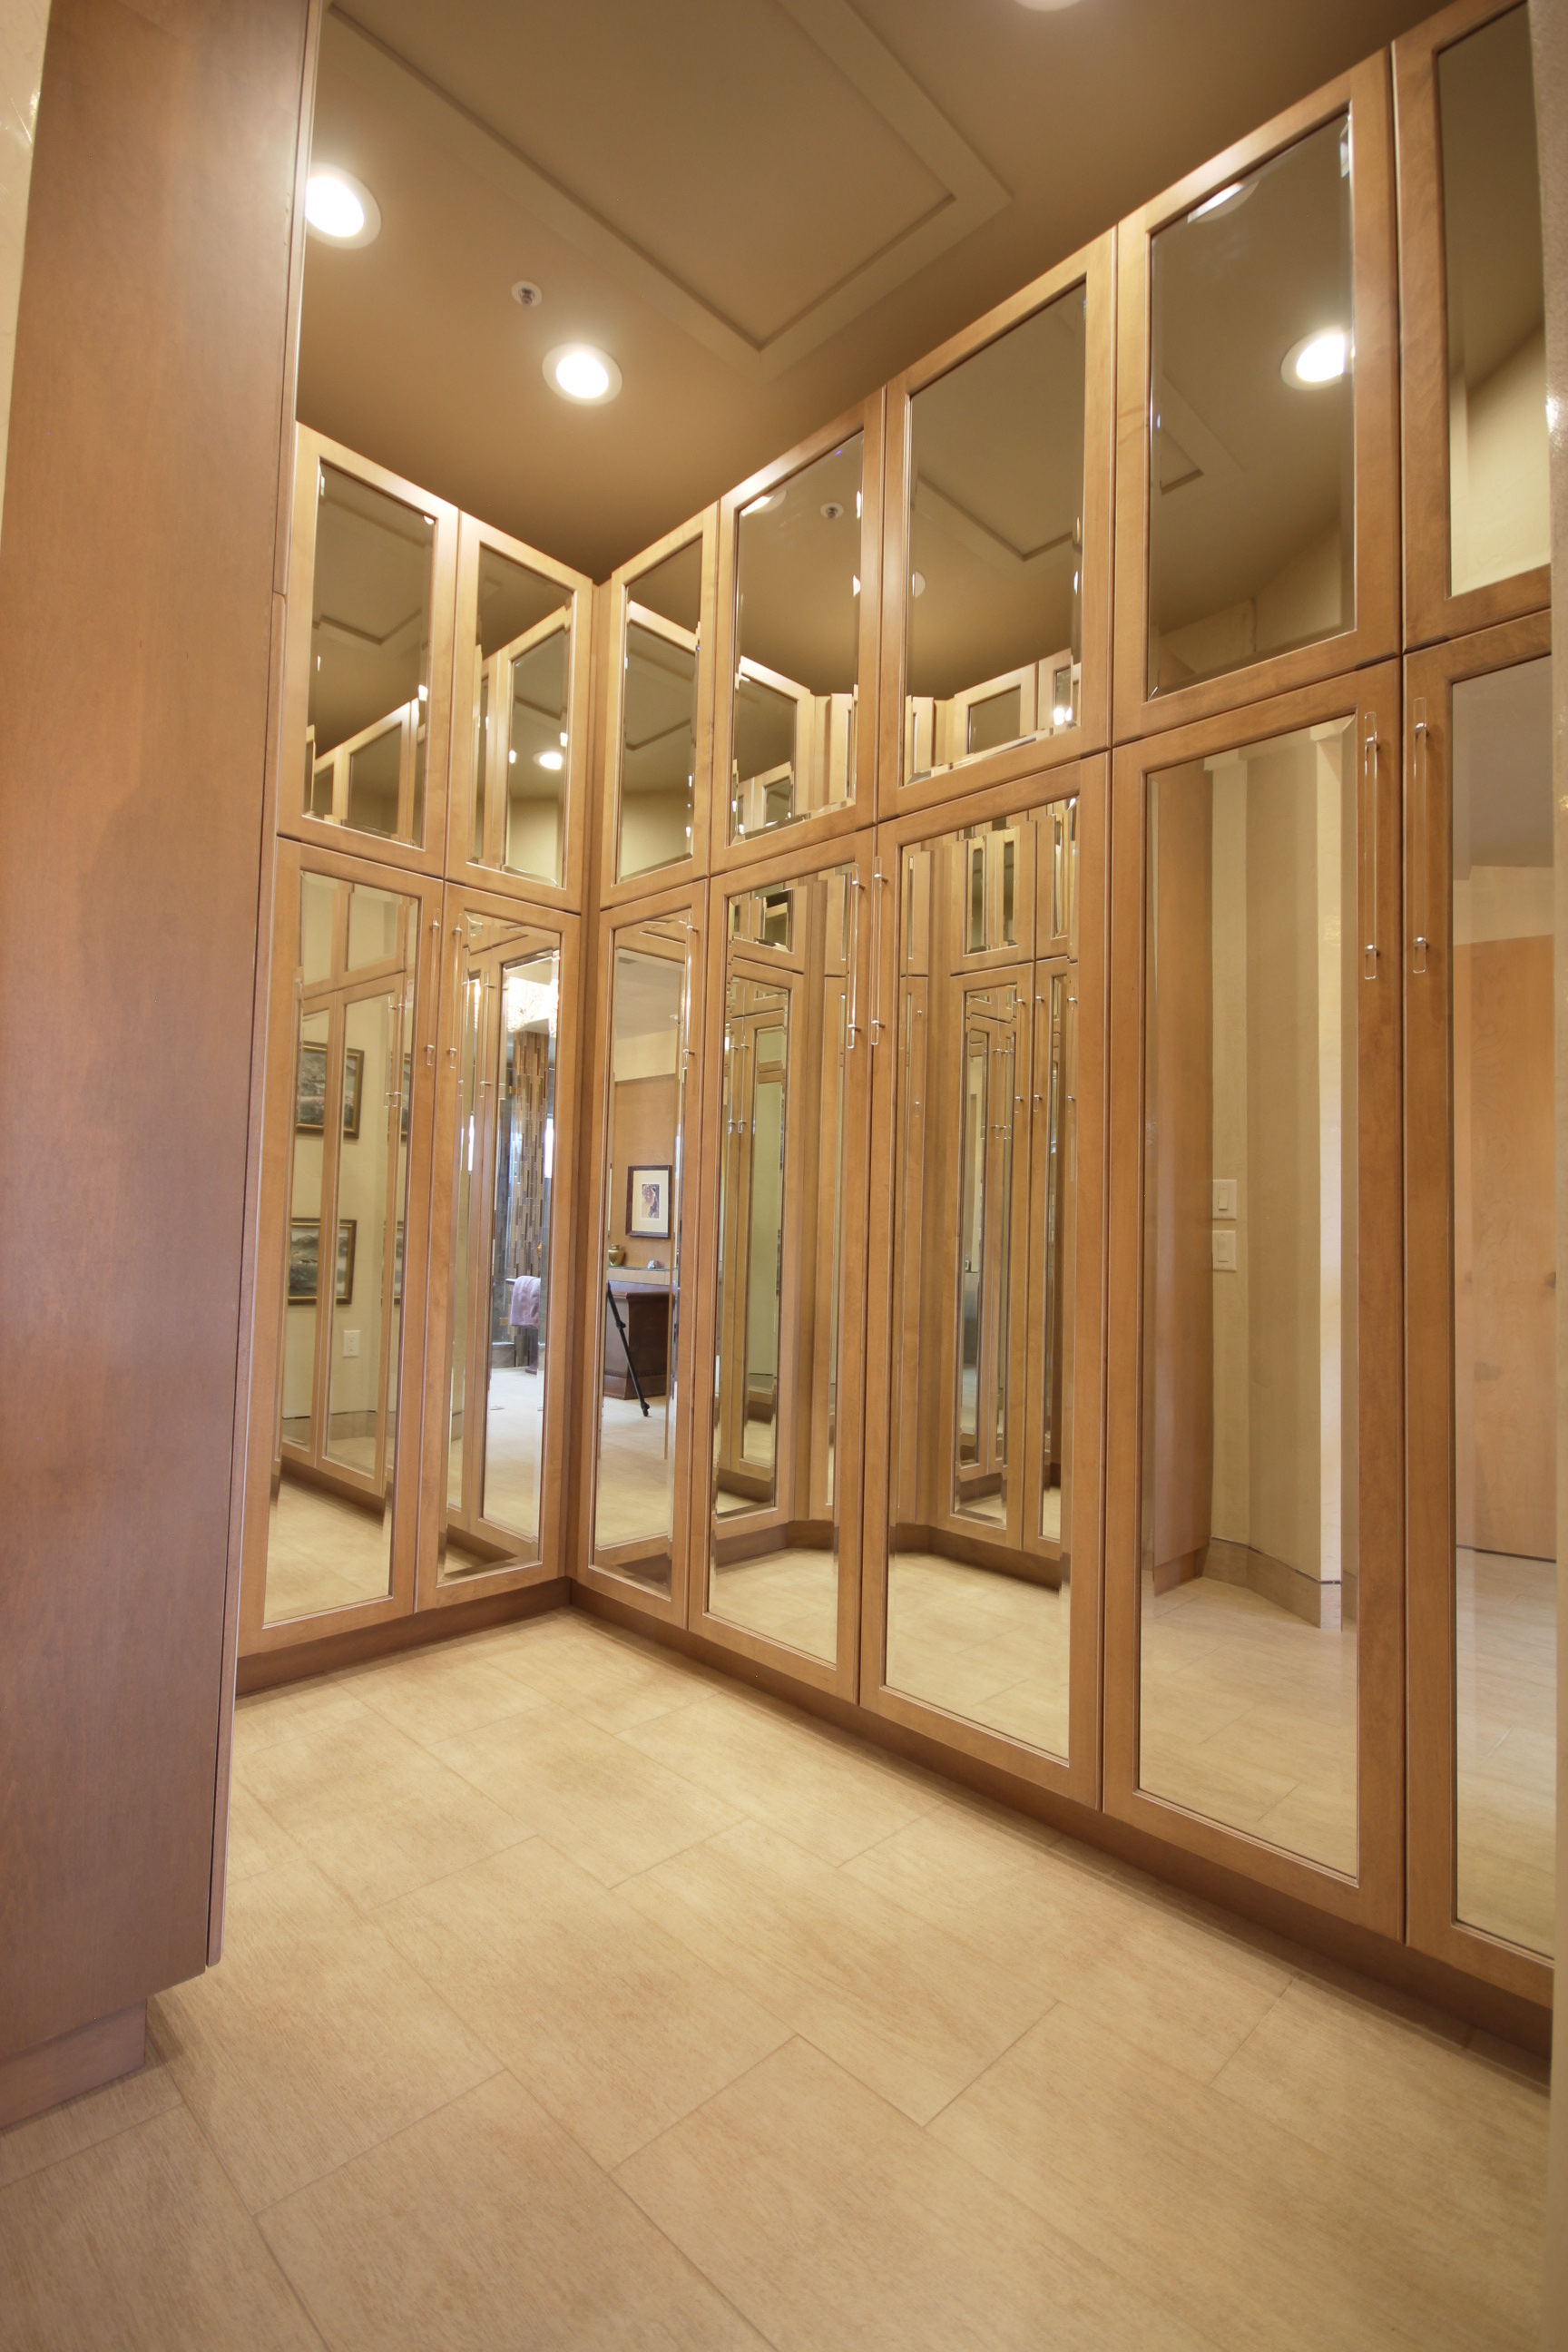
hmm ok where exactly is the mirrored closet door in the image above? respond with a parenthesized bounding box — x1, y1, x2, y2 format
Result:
(1406, 617, 1554, 2003)
(602, 516, 718, 904)
(689, 842, 875, 1695)
(859, 768, 1107, 1798)
(240, 844, 443, 1650)
(1103, 669, 1404, 1932)
(416, 890, 580, 1606)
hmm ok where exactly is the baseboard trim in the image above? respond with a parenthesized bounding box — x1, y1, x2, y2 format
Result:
(236, 1578, 570, 1692)
(0, 2003, 147, 2132)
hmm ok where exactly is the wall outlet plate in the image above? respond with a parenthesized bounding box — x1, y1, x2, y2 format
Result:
(1211, 1229, 1238, 1271)
(342, 1328, 360, 1357)
(1212, 1178, 1238, 1219)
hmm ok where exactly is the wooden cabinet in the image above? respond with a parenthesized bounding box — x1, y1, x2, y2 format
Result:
(597, 514, 720, 909)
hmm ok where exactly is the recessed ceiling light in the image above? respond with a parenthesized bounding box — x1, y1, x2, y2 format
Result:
(512, 279, 544, 309)
(536, 750, 564, 770)
(544, 344, 621, 403)
(1015, 0, 1083, 12)
(1283, 328, 1350, 387)
(305, 169, 380, 247)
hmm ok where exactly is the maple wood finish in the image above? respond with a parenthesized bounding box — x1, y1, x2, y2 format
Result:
(1404, 611, 1553, 2007)
(0, 0, 311, 2104)
(878, 234, 1116, 822)
(597, 509, 720, 911)
(1394, 0, 1553, 650)
(1103, 666, 1406, 1937)
(1112, 57, 1402, 742)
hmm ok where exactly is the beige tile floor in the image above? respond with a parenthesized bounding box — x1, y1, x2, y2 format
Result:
(593, 1393, 681, 1553)
(1457, 1549, 1556, 1956)
(0, 1607, 1547, 2349)
(262, 1478, 392, 1625)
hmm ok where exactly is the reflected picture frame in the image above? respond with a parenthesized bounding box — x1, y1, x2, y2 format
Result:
(288, 1217, 357, 1306)
(627, 1162, 672, 1239)
(296, 1043, 363, 1138)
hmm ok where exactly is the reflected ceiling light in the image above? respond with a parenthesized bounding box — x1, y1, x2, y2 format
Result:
(1189, 179, 1251, 223)
(544, 344, 622, 403)
(536, 749, 564, 770)
(852, 574, 861, 595)
(505, 973, 558, 1033)
(1014, 0, 1083, 11)
(909, 571, 926, 599)
(1283, 328, 1350, 387)
(742, 490, 782, 516)
(305, 169, 380, 247)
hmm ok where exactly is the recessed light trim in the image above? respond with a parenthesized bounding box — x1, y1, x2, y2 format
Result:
(544, 344, 622, 404)
(536, 750, 564, 771)
(305, 169, 380, 248)
(1283, 328, 1350, 387)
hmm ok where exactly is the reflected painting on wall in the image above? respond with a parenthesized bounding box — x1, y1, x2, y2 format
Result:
(297, 1043, 363, 1137)
(628, 1164, 672, 1239)
(289, 1217, 357, 1307)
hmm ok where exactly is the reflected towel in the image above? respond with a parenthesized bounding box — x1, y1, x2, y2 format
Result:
(509, 1275, 541, 1328)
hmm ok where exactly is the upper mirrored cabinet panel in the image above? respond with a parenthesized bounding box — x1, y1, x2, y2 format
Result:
(730, 436, 864, 845)
(619, 538, 703, 885)
(1439, 6, 1548, 597)
(309, 464, 436, 848)
(467, 546, 573, 887)
(1148, 116, 1354, 696)
(905, 289, 1085, 784)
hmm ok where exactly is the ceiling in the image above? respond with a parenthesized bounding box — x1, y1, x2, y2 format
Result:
(298, 0, 1438, 585)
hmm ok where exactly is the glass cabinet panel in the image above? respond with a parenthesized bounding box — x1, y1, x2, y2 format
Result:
(1439, 6, 1549, 596)
(439, 914, 560, 1579)
(1138, 719, 1358, 1869)
(730, 436, 863, 842)
(466, 546, 573, 885)
(308, 466, 436, 848)
(619, 541, 702, 884)
(904, 291, 1085, 786)
(884, 808, 1076, 1754)
(1147, 118, 1354, 696)
(706, 867, 856, 1665)
(591, 914, 697, 1591)
(266, 869, 422, 1623)
(1448, 654, 1555, 1954)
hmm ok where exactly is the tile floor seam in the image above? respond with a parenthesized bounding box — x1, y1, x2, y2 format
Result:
(605, 2034, 809, 2178)
(912, 1997, 1064, 2132)
(356, 1825, 549, 1918)
(0, 2072, 187, 2203)
(162, 2075, 341, 2348)
(246, 2062, 510, 2230)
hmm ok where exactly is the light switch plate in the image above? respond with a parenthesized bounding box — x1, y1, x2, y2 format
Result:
(1212, 1178, 1237, 1219)
(342, 1329, 360, 1357)
(1211, 1229, 1238, 1270)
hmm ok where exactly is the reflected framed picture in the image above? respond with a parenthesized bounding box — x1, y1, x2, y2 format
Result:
(394, 1219, 405, 1306)
(626, 1163, 671, 1239)
(296, 1043, 363, 1138)
(288, 1218, 357, 1306)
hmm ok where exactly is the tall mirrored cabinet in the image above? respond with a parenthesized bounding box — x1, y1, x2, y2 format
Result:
(601, 515, 718, 905)
(281, 428, 459, 877)
(880, 238, 1115, 818)
(859, 766, 1107, 1799)
(1113, 61, 1400, 739)
(1396, 0, 1551, 646)
(1406, 613, 1554, 2004)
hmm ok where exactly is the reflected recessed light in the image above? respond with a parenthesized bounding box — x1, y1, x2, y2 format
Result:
(909, 571, 926, 599)
(544, 344, 621, 403)
(852, 574, 861, 595)
(820, 500, 845, 522)
(536, 750, 564, 770)
(1189, 180, 1252, 223)
(306, 169, 380, 247)
(1283, 328, 1350, 387)
(1015, 0, 1083, 11)
(742, 490, 782, 516)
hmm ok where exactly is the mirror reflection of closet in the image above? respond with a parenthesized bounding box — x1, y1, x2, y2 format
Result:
(1438, 5, 1549, 596)
(619, 540, 702, 884)
(1138, 719, 1359, 1870)
(267, 870, 420, 1622)
(307, 466, 436, 846)
(885, 806, 1077, 1753)
(730, 436, 863, 843)
(591, 915, 696, 1592)
(1147, 116, 1354, 695)
(905, 292, 1085, 785)
(440, 916, 560, 1580)
(708, 867, 856, 1665)
(467, 548, 573, 887)
(1448, 655, 1555, 1955)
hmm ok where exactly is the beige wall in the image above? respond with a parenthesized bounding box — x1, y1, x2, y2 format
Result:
(0, 0, 49, 544)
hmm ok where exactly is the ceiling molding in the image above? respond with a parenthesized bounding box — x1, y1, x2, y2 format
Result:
(324, 4, 1010, 384)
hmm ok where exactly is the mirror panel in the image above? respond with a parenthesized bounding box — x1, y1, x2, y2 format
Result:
(619, 540, 702, 884)
(467, 546, 573, 885)
(440, 917, 560, 1580)
(1147, 117, 1354, 697)
(885, 809, 1074, 1756)
(905, 289, 1085, 785)
(1450, 654, 1555, 1954)
(1138, 718, 1358, 1870)
(730, 435, 863, 843)
(592, 916, 696, 1592)
(308, 465, 436, 848)
(708, 867, 854, 1663)
(266, 871, 422, 1624)
(1439, 5, 1550, 597)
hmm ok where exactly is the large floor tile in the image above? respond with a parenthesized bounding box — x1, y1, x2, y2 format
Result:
(379, 1837, 789, 2167)
(0, 2106, 323, 2350)
(260, 2069, 769, 2350)
(618, 2035, 1218, 2352)
(348, 1642, 557, 1749)
(0, 2044, 181, 2193)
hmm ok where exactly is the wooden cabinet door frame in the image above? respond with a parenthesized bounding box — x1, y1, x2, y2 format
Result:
(1394, 0, 1552, 652)
(1103, 666, 1404, 1935)
(687, 833, 877, 1702)
(279, 426, 459, 881)
(597, 510, 720, 913)
(240, 839, 445, 1656)
(878, 233, 1115, 825)
(445, 513, 594, 913)
(1405, 612, 1553, 2004)
(415, 883, 582, 1612)
(1112, 55, 1401, 744)
(860, 754, 1108, 1810)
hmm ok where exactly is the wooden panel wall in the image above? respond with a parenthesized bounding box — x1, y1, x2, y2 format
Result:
(0, 0, 309, 2063)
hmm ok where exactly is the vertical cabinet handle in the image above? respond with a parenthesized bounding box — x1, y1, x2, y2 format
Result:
(847, 872, 864, 1049)
(446, 922, 465, 1063)
(869, 860, 888, 1045)
(1362, 716, 1379, 981)
(425, 916, 441, 1063)
(1411, 699, 1429, 977)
